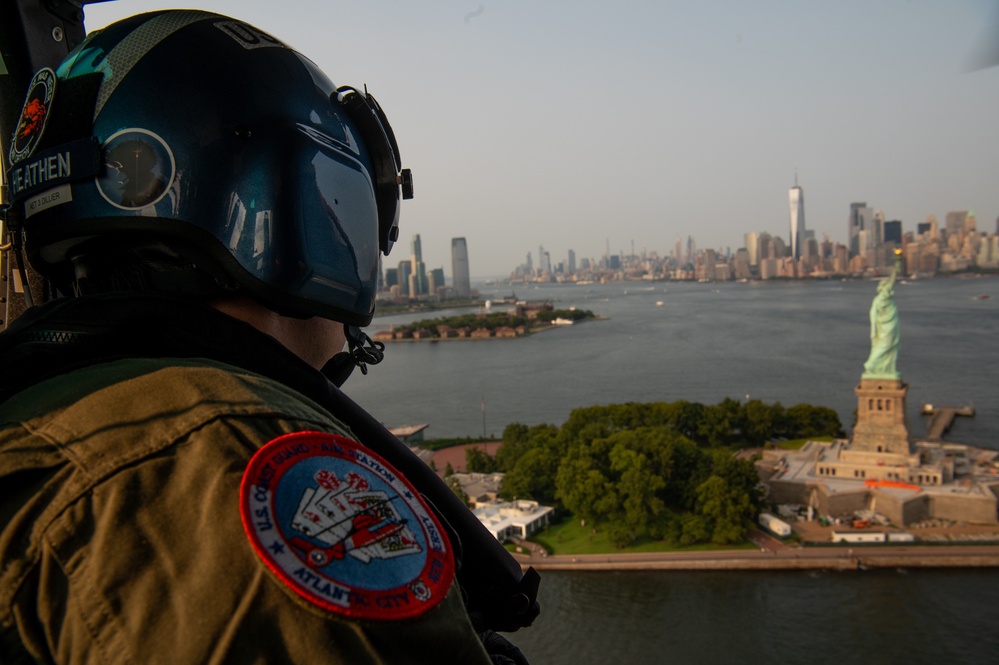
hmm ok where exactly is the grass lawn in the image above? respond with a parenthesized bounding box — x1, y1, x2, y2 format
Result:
(530, 516, 757, 556)
(772, 435, 835, 451)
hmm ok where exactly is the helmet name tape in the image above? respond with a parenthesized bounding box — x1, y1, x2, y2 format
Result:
(9, 138, 100, 204)
(214, 20, 285, 50)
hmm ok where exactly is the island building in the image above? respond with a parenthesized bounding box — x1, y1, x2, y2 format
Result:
(447, 472, 555, 542)
(758, 254, 999, 527)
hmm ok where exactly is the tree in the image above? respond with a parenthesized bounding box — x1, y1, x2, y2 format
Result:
(694, 475, 750, 544)
(500, 445, 560, 505)
(697, 402, 734, 447)
(785, 403, 843, 438)
(678, 513, 711, 545)
(606, 442, 666, 546)
(466, 446, 498, 473)
(691, 452, 762, 545)
(502, 422, 530, 446)
(496, 422, 560, 471)
(741, 399, 780, 445)
(555, 456, 617, 526)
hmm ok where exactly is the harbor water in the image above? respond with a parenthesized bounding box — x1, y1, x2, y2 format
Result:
(345, 276, 999, 665)
(351, 277, 997, 449)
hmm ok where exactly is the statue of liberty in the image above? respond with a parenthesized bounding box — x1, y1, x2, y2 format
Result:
(862, 252, 902, 379)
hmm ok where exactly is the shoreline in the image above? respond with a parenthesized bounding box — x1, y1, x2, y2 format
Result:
(513, 543, 999, 572)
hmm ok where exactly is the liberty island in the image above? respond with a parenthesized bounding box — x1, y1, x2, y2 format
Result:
(759, 254, 998, 529)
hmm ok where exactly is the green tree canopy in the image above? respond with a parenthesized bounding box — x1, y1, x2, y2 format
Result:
(466, 447, 499, 473)
(498, 396, 829, 546)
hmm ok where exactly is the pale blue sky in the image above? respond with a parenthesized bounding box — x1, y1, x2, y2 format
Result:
(84, 1, 999, 278)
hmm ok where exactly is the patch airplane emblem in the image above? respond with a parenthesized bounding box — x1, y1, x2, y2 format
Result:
(240, 431, 454, 620)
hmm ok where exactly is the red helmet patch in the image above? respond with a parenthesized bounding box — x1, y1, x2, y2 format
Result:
(10, 68, 56, 165)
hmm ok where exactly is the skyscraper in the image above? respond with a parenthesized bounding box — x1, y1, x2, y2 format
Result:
(410, 234, 427, 295)
(451, 237, 471, 299)
(744, 231, 759, 267)
(788, 176, 806, 261)
(849, 202, 873, 257)
(397, 260, 412, 296)
(410, 234, 423, 263)
(538, 245, 552, 276)
(883, 220, 902, 245)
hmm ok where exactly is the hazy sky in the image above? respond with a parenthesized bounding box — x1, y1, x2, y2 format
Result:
(83, 1, 999, 278)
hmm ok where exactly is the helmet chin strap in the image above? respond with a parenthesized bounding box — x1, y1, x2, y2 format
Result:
(321, 325, 384, 387)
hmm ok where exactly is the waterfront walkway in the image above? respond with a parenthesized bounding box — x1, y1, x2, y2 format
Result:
(513, 543, 999, 572)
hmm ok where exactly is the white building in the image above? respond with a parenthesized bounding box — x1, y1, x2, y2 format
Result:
(472, 500, 554, 541)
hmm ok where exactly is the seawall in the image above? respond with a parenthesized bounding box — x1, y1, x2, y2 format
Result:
(515, 545, 999, 572)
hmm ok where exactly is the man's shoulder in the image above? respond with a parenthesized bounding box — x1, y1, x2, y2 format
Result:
(4, 356, 330, 422)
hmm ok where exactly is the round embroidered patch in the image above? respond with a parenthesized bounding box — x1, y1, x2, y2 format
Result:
(240, 431, 454, 621)
(9, 67, 56, 165)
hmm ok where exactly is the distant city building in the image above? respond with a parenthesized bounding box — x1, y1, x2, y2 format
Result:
(410, 234, 428, 295)
(429, 267, 445, 295)
(744, 232, 760, 267)
(734, 248, 751, 279)
(397, 260, 412, 296)
(945, 211, 968, 238)
(789, 177, 807, 261)
(849, 202, 874, 257)
(883, 220, 902, 245)
(538, 244, 552, 277)
(451, 237, 471, 298)
(567, 249, 576, 275)
(772, 235, 788, 259)
(411, 233, 422, 262)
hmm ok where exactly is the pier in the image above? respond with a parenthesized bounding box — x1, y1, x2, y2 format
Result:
(921, 403, 976, 440)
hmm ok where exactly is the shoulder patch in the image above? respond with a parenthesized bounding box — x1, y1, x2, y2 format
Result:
(240, 431, 454, 621)
(9, 67, 56, 165)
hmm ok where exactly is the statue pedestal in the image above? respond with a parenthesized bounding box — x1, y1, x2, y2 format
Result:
(850, 378, 910, 455)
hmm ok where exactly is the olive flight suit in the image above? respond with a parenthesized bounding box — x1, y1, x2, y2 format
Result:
(0, 356, 494, 664)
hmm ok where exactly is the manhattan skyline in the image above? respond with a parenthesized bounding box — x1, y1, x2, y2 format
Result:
(85, 1, 999, 278)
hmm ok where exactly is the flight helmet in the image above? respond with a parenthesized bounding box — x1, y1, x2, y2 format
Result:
(6, 10, 412, 326)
